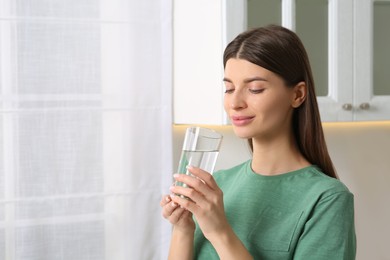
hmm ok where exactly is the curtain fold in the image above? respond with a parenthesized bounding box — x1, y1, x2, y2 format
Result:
(0, 1, 172, 259)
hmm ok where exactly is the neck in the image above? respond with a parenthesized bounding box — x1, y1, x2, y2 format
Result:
(250, 132, 310, 176)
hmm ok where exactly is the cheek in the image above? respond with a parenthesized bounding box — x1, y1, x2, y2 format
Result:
(256, 93, 293, 118)
(249, 95, 270, 113)
(269, 98, 294, 121)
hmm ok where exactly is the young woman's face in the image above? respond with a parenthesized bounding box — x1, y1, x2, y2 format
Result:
(223, 58, 298, 140)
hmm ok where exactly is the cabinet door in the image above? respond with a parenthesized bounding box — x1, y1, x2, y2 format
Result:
(243, 0, 355, 121)
(173, 0, 247, 125)
(295, 0, 354, 121)
(234, 0, 355, 122)
(277, 0, 390, 121)
(354, 0, 390, 121)
(173, 0, 225, 125)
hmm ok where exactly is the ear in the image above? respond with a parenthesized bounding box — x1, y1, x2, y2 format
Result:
(291, 82, 307, 108)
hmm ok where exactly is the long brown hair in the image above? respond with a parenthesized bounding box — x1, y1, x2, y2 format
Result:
(223, 25, 337, 179)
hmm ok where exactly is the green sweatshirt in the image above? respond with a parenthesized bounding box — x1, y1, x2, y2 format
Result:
(194, 160, 356, 259)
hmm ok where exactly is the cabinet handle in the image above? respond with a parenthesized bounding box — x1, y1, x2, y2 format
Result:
(342, 103, 353, 111)
(359, 102, 370, 110)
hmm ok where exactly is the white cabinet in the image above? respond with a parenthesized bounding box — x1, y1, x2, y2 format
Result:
(352, 0, 390, 121)
(173, 0, 224, 125)
(318, 0, 390, 121)
(173, 0, 244, 125)
(173, 0, 390, 124)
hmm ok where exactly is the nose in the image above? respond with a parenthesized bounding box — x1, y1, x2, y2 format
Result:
(228, 90, 247, 110)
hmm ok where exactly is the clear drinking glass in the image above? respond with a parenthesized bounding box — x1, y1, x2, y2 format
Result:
(175, 127, 223, 189)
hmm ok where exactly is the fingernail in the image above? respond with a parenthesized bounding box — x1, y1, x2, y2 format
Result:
(171, 201, 177, 207)
(173, 174, 179, 178)
(186, 165, 193, 170)
(165, 196, 170, 202)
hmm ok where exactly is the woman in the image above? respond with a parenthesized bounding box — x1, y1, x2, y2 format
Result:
(161, 25, 356, 259)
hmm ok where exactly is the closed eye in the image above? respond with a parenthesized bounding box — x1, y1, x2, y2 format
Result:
(249, 89, 265, 94)
(224, 89, 234, 94)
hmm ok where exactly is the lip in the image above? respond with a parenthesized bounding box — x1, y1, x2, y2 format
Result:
(230, 115, 255, 126)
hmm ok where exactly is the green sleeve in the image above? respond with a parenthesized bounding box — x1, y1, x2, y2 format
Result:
(293, 191, 356, 260)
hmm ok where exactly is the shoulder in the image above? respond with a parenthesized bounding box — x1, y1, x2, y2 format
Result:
(308, 166, 351, 192)
(301, 166, 353, 201)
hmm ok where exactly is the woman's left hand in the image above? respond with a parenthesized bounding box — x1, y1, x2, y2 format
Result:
(169, 166, 228, 240)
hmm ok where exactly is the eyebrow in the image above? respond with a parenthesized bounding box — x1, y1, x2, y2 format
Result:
(223, 76, 268, 83)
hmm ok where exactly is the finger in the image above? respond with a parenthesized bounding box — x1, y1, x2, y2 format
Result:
(170, 185, 206, 206)
(173, 171, 223, 211)
(173, 174, 210, 193)
(168, 206, 187, 224)
(187, 166, 219, 190)
(160, 195, 171, 207)
(161, 198, 180, 219)
(170, 193, 199, 215)
(173, 174, 212, 196)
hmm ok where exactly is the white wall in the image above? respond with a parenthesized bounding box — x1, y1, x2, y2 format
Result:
(323, 121, 390, 260)
(172, 121, 390, 260)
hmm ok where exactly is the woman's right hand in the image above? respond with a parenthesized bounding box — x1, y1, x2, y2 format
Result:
(160, 194, 195, 233)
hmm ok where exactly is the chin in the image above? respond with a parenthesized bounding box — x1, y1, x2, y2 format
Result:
(231, 127, 255, 140)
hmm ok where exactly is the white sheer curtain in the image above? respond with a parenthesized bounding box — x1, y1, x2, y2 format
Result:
(0, 1, 172, 259)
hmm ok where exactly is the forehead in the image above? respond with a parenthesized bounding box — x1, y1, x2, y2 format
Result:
(224, 58, 278, 82)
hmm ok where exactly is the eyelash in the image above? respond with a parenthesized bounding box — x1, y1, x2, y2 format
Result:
(224, 89, 265, 94)
(249, 89, 265, 94)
